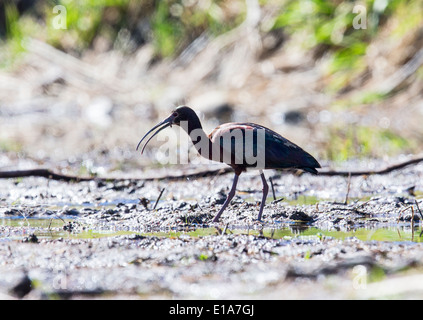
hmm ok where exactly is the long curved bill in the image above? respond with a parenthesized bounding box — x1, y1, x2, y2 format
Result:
(136, 116, 174, 154)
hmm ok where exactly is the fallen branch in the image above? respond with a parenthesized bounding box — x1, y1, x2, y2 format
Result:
(317, 156, 423, 177)
(1, 156, 423, 182)
(0, 167, 232, 182)
(0, 169, 92, 182)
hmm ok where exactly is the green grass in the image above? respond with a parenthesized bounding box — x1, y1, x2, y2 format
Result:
(324, 125, 412, 162)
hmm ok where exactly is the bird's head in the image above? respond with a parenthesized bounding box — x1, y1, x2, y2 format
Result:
(136, 106, 196, 153)
(169, 105, 197, 125)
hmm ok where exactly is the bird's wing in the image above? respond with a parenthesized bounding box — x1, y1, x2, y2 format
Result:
(209, 123, 269, 167)
(209, 122, 320, 171)
(263, 128, 320, 170)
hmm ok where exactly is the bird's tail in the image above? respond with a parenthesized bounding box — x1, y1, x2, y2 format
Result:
(301, 167, 319, 175)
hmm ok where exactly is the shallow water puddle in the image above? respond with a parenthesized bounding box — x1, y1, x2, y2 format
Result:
(0, 217, 136, 241)
(1, 217, 423, 243)
(146, 226, 423, 243)
(280, 226, 423, 242)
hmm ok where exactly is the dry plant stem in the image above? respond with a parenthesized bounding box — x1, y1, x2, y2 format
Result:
(345, 172, 352, 205)
(153, 188, 165, 210)
(269, 177, 276, 201)
(415, 200, 423, 221)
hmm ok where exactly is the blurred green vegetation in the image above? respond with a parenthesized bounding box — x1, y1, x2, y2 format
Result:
(0, 139, 22, 153)
(2, 0, 421, 79)
(1, 0, 422, 162)
(270, 0, 414, 93)
(1, 0, 244, 59)
(324, 125, 413, 162)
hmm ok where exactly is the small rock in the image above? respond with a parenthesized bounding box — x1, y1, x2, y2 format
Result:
(22, 234, 39, 243)
(9, 274, 32, 299)
(289, 211, 312, 222)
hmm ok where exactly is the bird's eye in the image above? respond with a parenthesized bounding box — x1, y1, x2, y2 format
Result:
(172, 112, 178, 117)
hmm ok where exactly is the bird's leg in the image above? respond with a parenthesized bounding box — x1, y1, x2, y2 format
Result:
(257, 170, 268, 221)
(212, 173, 239, 222)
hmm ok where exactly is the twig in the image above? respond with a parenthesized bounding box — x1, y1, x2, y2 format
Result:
(412, 206, 415, 227)
(269, 177, 276, 201)
(353, 197, 380, 210)
(411, 206, 416, 242)
(222, 223, 229, 236)
(272, 197, 284, 204)
(415, 200, 423, 221)
(153, 188, 165, 210)
(344, 172, 352, 205)
(397, 205, 414, 224)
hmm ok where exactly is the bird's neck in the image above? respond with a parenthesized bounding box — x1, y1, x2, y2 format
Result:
(180, 117, 207, 143)
(179, 118, 213, 159)
(187, 116, 203, 137)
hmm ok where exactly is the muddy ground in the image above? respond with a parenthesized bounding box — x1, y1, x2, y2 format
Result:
(1, 158, 423, 299)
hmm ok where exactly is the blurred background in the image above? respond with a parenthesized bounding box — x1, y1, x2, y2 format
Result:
(0, 0, 422, 177)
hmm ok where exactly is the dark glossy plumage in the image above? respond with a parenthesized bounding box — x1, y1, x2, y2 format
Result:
(137, 106, 321, 222)
(209, 122, 320, 174)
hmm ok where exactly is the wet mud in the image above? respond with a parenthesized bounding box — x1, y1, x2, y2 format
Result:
(2, 159, 423, 299)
